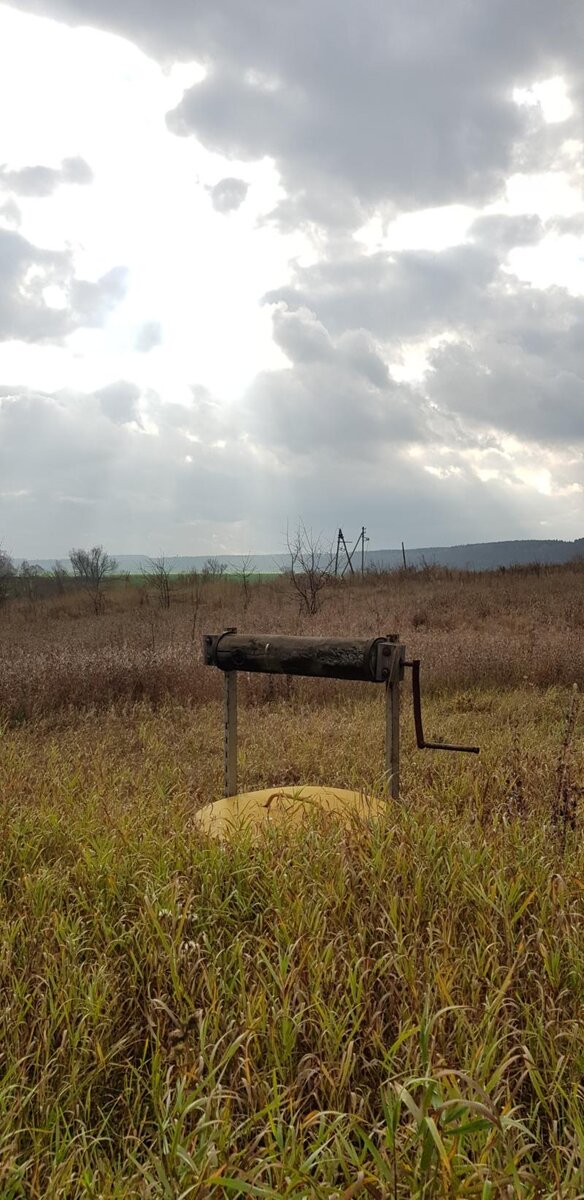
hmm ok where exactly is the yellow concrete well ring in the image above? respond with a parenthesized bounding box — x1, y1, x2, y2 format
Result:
(194, 784, 384, 839)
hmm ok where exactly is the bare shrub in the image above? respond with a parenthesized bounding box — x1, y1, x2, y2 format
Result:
(203, 557, 228, 579)
(142, 555, 174, 610)
(0, 545, 14, 605)
(18, 561, 47, 603)
(231, 554, 255, 612)
(69, 546, 118, 615)
(51, 561, 70, 596)
(286, 522, 334, 616)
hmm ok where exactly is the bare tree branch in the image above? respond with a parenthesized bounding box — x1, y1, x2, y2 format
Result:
(51, 560, 69, 596)
(142, 555, 174, 609)
(18, 560, 46, 603)
(0, 544, 14, 606)
(230, 554, 255, 611)
(202, 557, 228, 579)
(69, 545, 118, 614)
(285, 522, 334, 616)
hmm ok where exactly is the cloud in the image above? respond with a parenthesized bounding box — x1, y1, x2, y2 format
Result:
(13, 0, 583, 229)
(209, 177, 249, 213)
(0, 155, 93, 197)
(266, 242, 501, 342)
(245, 304, 426, 459)
(2, 0, 584, 551)
(95, 380, 141, 424)
(0, 371, 581, 557)
(0, 228, 127, 341)
(135, 320, 162, 352)
(469, 213, 544, 252)
(426, 338, 584, 446)
(0, 380, 273, 552)
(245, 297, 584, 465)
(0, 197, 21, 226)
(261, 229, 584, 450)
(70, 265, 128, 328)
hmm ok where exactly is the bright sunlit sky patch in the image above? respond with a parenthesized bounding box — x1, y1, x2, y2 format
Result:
(0, 0, 583, 557)
(0, 6, 311, 401)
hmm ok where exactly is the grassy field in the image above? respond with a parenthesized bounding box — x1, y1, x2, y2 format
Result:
(1, 565, 583, 1196)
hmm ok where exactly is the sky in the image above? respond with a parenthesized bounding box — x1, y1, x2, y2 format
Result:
(0, 0, 583, 558)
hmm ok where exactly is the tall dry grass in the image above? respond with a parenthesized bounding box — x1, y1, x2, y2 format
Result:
(1, 562, 583, 720)
(1, 565, 583, 1194)
(1, 687, 584, 1195)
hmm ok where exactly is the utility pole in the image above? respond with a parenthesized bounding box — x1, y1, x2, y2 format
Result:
(335, 525, 369, 577)
(335, 528, 355, 576)
(360, 526, 369, 576)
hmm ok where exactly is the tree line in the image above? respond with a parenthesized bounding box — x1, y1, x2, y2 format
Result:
(0, 544, 245, 613)
(0, 525, 343, 617)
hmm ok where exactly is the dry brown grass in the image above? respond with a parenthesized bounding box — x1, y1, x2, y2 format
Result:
(2, 564, 584, 1194)
(1, 685, 584, 1195)
(1, 562, 583, 721)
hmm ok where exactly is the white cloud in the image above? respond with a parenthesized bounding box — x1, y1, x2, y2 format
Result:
(0, 154, 93, 196)
(209, 177, 249, 212)
(514, 77, 574, 125)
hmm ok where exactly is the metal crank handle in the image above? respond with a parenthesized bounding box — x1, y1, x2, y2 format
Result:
(407, 660, 480, 755)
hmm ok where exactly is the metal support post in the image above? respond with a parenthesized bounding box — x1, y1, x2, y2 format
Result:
(384, 641, 402, 800)
(385, 676, 400, 800)
(224, 671, 238, 797)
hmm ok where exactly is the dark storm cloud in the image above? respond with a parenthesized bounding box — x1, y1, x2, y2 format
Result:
(209, 177, 249, 213)
(0, 155, 93, 197)
(0, 228, 127, 341)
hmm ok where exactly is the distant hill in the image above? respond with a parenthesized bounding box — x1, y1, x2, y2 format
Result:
(368, 538, 584, 571)
(16, 538, 584, 575)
